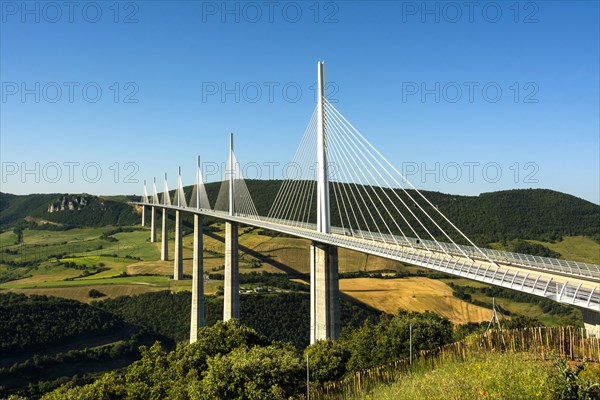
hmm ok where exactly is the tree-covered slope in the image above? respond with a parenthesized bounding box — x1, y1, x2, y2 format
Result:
(2, 184, 598, 244)
(0, 193, 138, 229)
(202, 182, 599, 244)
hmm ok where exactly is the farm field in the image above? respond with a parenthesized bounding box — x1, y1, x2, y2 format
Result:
(530, 235, 600, 264)
(489, 235, 600, 265)
(338, 277, 492, 324)
(1, 223, 596, 325)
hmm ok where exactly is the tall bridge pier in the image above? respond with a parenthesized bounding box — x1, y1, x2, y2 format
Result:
(173, 210, 183, 279)
(310, 243, 340, 342)
(224, 222, 239, 320)
(190, 214, 204, 342)
(150, 206, 156, 242)
(223, 133, 240, 320)
(161, 174, 169, 261)
(173, 168, 184, 280)
(150, 178, 157, 242)
(161, 208, 169, 261)
(311, 61, 340, 343)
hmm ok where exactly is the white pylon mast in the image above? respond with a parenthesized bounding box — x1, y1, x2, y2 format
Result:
(177, 166, 182, 207)
(143, 180, 148, 202)
(153, 177, 158, 204)
(229, 133, 235, 216)
(163, 173, 168, 205)
(196, 155, 201, 209)
(316, 61, 330, 233)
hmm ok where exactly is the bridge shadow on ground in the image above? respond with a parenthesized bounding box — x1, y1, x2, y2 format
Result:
(202, 230, 386, 318)
(202, 230, 309, 279)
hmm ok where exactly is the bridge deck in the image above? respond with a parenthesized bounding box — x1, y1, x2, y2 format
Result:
(135, 203, 600, 312)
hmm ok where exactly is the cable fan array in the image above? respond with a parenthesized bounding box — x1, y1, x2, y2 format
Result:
(268, 100, 496, 264)
(214, 151, 260, 219)
(143, 165, 211, 211)
(267, 107, 318, 227)
(137, 101, 495, 266)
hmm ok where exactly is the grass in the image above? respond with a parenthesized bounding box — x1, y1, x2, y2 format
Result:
(1, 274, 171, 289)
(357, 352, 557, 400)
(3, 224, 597, 327)
(5, 280, 223, 303)
(530, 236, 600, 264)
(469, 293, 576, 326)
(490, 235, 600, 265)
(0, 230, 17, 246)
(338, 277, 492, 324)
(317, 326, 600, 400)
(22, 227, 109, 245)
(109, 230, 161, 260)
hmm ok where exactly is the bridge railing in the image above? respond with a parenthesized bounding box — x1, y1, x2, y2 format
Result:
(304, 226, 599, 310)
(134, 203, 600, 311)
(149, 204, 600, 282)
(323, 226, 600, 281)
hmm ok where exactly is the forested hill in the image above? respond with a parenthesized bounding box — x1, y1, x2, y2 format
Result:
(202, 181, 599, 244)
(0, 192, 138, 229)
(419, 188, 600, 243)
(1, 185, 598, 244)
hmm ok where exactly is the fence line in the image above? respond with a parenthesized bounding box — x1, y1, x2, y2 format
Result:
(310, 326, 600, 400)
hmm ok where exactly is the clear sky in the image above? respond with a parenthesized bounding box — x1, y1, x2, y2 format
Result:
(1, 1, 598, 204)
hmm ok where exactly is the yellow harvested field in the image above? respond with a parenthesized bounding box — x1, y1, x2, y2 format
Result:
(339, 277, 493, 324)
(6, 285, 163, 303)
(8, 266, 82, 284)
(5, 280, 222, 303)
(127, 260, 177, 275)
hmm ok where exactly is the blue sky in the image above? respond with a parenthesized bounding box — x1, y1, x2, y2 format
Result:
(1, 1, 598, 203)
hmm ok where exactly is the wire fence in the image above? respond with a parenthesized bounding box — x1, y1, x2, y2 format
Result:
(309, 326, 600, 400)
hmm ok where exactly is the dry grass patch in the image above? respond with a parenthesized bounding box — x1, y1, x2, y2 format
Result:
(6, 285, 163, 303)
(339, 277, 492, 324)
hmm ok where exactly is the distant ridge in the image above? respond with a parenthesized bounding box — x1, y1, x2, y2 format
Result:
(1, 183, 598, 245)
(0, 192, 138, 228)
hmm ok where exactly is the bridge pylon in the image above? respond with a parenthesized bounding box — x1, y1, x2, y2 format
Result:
(224, 133, 240, 321)
(161, 173, 169, 261)
(311, 61, 340, 343)
(141, 180, 148, 227)
(150, 177, 157, 242)
(190, 156, 205, 343)
(173, 167, 183, 280)
(150, 206, 156, 242)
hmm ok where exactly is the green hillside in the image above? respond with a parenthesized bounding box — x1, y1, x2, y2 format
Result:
(0, 193, 138, 229)
(3, 185, 598, 246)
(202, 182, 600, 244)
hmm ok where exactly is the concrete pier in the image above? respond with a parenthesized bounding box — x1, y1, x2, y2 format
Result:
(173, 210, 183, 280)
(141, 206, 145, 227)
(223, 221, 239, 320)
(190, 214, 204, 343)
(223, 133, 240, 321)
(310, 61, 340, 344)
(150, 207, 157, 242)
(161, 209, 168, 261)
(310, 242, 340, 342)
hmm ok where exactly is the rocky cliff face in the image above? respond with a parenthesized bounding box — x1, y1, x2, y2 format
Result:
(47, 195, 101, 213)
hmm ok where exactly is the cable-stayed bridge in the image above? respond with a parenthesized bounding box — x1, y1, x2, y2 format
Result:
(132, 62, 600, 344)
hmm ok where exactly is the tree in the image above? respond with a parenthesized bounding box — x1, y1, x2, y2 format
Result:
(304, 339, 350, 387)
(344, 310, 453, 372)
(194, 344, 304, 400)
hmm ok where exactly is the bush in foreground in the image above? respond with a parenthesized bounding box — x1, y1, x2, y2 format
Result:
(40, 320, 305, 400)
